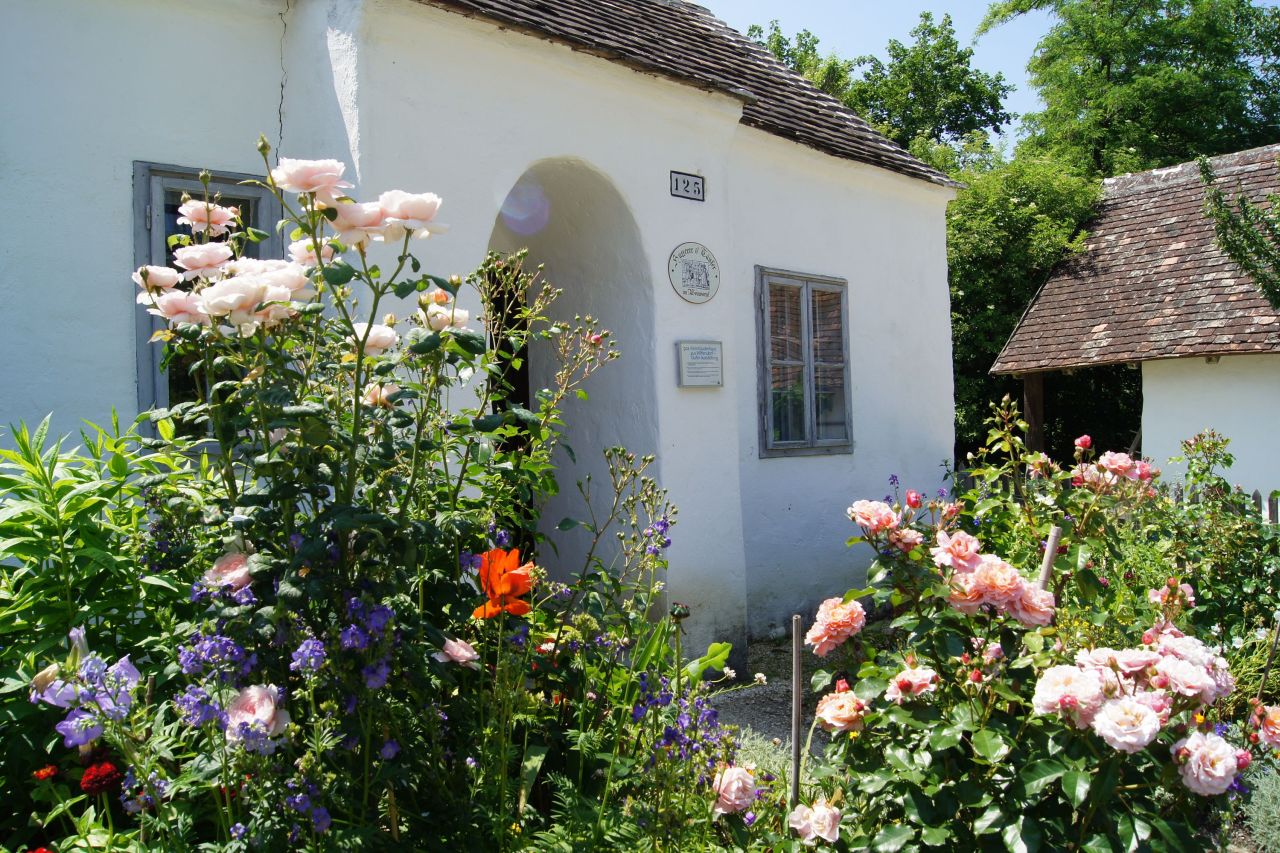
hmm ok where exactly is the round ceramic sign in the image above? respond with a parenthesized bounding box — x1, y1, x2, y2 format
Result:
(668, 242, 720, 304)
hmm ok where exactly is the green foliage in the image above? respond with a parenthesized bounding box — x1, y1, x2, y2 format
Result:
(746, 20, 854, 99)
(946, 157, 1108, 457)
(1246, 764, 1280, 853)
(982, 0, 1280, 176)
(1201, 154, 1280, 311)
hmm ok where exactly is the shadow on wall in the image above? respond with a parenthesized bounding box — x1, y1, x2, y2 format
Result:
(488, 157, 658, 580)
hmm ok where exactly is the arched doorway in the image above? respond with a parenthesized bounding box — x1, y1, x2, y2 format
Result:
(487, 158, 658, 578)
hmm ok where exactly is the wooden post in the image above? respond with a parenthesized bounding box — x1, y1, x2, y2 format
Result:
(1260, 617, 1280, 705)
(1036, 526, 1063, 592)
(791, 613, 802, 808)
(1023, 373, 1045, 453)
(1269, 492, 1278, 525)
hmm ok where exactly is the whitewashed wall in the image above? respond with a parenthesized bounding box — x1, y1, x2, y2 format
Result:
(1143, 355, 1280, 498)
(1, 0, 955, 662)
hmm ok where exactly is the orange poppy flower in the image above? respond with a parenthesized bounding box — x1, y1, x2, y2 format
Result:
(473, 547, 534, 619)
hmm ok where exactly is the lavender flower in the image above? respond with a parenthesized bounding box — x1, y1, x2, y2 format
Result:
(311, 807, 331, 833)
(290, 638, 326, 675)
(380, 740, 400, 760)
(55, 709, 103, 747)
(230, 824, 247, 841)
(362, 659, 390, 690)
(339, 625, 369, 651)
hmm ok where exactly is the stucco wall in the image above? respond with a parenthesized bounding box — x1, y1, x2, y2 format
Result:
(1143, 355, 1280, 497)
(2, 0, 955, 661)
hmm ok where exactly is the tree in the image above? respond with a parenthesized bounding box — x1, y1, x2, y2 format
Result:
(1201, 155, 1280, 310)
(749, 14, 1014, 150)
(982, 0, 1280, 177)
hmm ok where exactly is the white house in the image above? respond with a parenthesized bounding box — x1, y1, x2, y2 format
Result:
(2, 0, 958, 660)
(993, 144, 1280, 499)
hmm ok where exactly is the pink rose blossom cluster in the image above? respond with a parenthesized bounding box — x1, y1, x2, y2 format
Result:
(804, 596, 866, 657)
(176, 199, 238, 237)
(1071, 450, 1157, 490)
(946, 551, 1056, 628)
(1251, 703, 1280, 749)
(710, 765, 756, 816)
(815, 688, 867, 733)
(203, 551, 252, 593)
(328, 190, 447, 246)
(1172, 731, 1242, 796)
(1148, 578, 1195, 610)
(789, 798, 841, 845)
(884, 666, 938, 704)
(845, 499, 900, 534)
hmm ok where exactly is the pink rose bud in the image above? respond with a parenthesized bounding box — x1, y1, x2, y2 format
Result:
(834, 678, 850, 694)
(961, 653, 972, 665)
(969, 669, 984, 683)
(905, 490, 923, 509)
(1236, 749, 1252, 771)
(1075, 435, 1092, 449)
(1142, 630, 1157, 645)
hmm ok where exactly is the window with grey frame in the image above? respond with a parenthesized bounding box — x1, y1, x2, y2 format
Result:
(132, 162, 283, 415)
(755, 267, 852, 457)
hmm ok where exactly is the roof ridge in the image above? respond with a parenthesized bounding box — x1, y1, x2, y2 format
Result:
(1103, 142, 1280, 197)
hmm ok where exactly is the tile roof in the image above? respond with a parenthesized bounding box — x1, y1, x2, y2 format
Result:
(992, 144, 1280, 375)
(419, 0, 958, 188)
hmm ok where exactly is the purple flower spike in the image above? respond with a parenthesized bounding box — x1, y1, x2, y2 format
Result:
(56, 709, 103, 747)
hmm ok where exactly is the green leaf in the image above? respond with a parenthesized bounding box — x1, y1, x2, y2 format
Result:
(972, 729, 1009, 762)
(929, 726, 963, 751)
(245, 227, 269, 243)
(517, 744, 548, 814)
(685, 642, 732, 680)
(1061, 769, 1090, 809)
(1018, 759, 1066, 797)
(973, 805, 1006, 835)
(872, 825, 914, 852)
(139, 575, 179, 592)
(451, 329, 487, 356)
(408, 332, 442, 355)
(921, 826, 951, 847)
(322, 261, 355, 286)
(810, 669, 833, 693)
(555, 518, 581, 532)
(1003, 816, 1040, 853)
(854, 677, 888, 702)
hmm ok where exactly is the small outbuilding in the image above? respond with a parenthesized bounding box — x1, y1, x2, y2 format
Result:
(993, 144, 1280, 495)
(2, 0, 959, 660)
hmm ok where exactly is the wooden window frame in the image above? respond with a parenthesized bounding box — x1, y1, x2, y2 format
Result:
(132, 161, 282, 415)
(755, 265, 852, 458)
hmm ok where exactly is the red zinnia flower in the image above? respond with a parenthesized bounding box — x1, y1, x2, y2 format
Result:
(80, 761, 123, 795)
(32, 764, 58, 782)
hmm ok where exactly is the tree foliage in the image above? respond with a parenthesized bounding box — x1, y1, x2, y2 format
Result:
(749, 14, 1014, 149)
(1201, 154, 1280, 311)
(982, 0, 1280, 177)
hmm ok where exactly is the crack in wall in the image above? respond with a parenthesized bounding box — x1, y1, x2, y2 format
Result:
(277, 0, 292, 157)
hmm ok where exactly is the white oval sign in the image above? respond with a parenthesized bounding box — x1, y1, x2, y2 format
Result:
(668, 242, 720, 304)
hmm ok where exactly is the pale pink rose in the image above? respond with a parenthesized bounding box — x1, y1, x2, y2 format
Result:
(253, 283, 297, 327)
(203, 551, 251, 591)
(1097, 451, 1138, 480)
(1111, 648, 1163, 675)
(378, 190, 447, 240)
(1072, 462, 1115, 489)
(1205, 657, 1235, 705)
(288, 238, 335, 267)
(1132, 689, 1174, 725)
(197, 276, 270, 327)
(225, 685, 290, 742)
(931, 530, 982, 573)
(948, 571, 985, 616)
(1134, 460, 1156, 482)
(1032, 665, 1105, 728)
(888, 527, 924, 553)
(1173, 731, 1238, 796)
(884, 667, 938, 704)
(361, 383, 400, 408)
(789, 799, 841, 845)
(432, 638, 480, 669)
(270, 157, 352, 202)
(982, 643, 1005, 664)
(972, 555, 1025, 607)
(1148, 582, 1195, 609)
(1154, 656, 1215, 700)
(421, 303, 471, 331)
(223, 258, 293, 276)
(1260, 705, 1280, 749)
(1007, 584, 1056, 627)
(132, 265, 180, 292)
(845, 500, 899, 534)
(710, 765, 755, 816)
(176, 199, 238, 237)
(142, 290, 210, 325)
(814, 690, 867, 733)
(173, 242, 233, 280)
(1157, 634, 1212, 668)
(350, 322, 399, 356)
(804, 597, 866, 657)
(330, 201, 385, 245)
(1091, 697, 1161, 753)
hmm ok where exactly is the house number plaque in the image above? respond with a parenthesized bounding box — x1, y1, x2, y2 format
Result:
(668, 242, 720, 304)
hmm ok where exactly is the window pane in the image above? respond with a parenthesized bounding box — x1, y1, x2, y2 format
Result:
(768, 283, 803, 362)
(814, 365, 847, 442)
(770, 364, 806, 443)
(811, 288, 844, 364)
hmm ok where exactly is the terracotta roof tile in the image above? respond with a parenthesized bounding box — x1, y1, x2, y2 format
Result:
(992, 144, 1280, 374)
(419, 0, 958, 188)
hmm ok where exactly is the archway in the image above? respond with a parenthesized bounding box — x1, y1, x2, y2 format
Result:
(488, 158, 658, 578)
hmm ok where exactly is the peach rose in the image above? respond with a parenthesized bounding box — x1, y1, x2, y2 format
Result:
(1091, 697, 1161, 753)
(884, 667, 938, 704)
(815, 690, 866, 733)
(132, 265, 180, 293)
(362, 383, 401, 408)
(142, 290, 210, 326)
(225, 685, 290, 742)
(948, 571, 985, 616)
(204, 551, 252, 591)
(931, 530, 982, 573)
(422, 302, 471, 331)
(173, 242, 233, 280)
(804, 597, 866, 657)
(1007, 584, 1056, 627)
(350, 322, 399, 356)
(176, 199, 238, 237)
(1032, 665, 1104, 728)
(379, 190, 447, 240)
(1259, 705, 1280, 749)
(710, 765, 755, 816)
(972, 555, 1025, 607)
(1173, 731, 1238, 796)
(845, 500, 899, 534)
(432, 638, 480, 669)
(288, 238, 335, 267)
(425, 287, 451, 305)
(1097, 451, 1138, 480)
(789, 798, 841, 845)
(270, 157, 352, 202)
(331, 201, 385, 245)
(888, 527, 924, 553)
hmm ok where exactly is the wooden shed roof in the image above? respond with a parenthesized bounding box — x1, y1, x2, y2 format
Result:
(421, 0, 958, 188)
(992, 144, 1280, 375)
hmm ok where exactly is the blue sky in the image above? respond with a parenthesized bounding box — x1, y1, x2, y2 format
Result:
(700, 1, 1054, 139)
